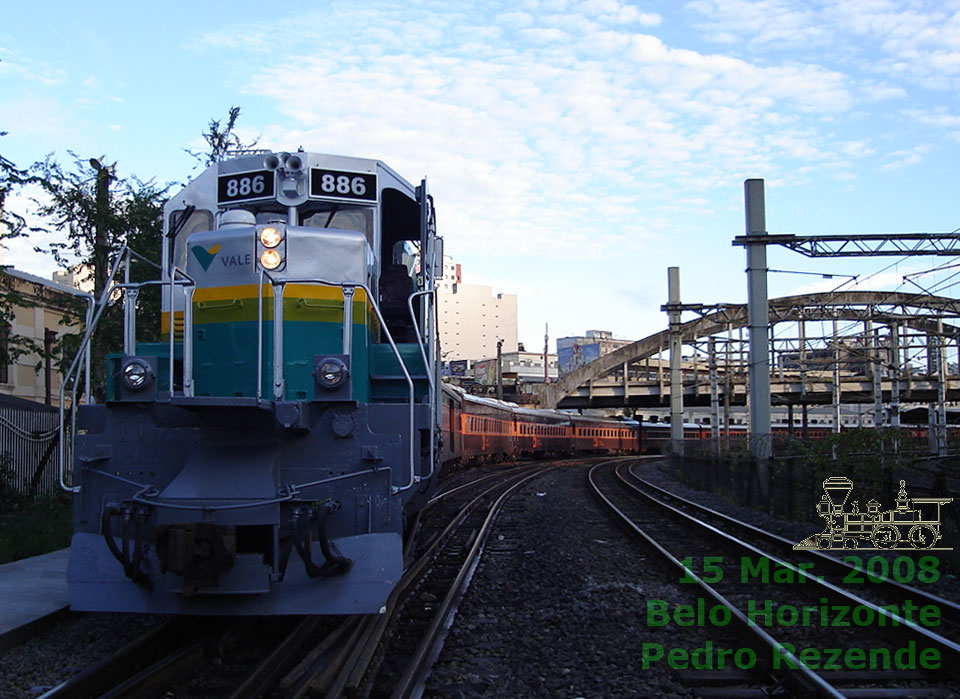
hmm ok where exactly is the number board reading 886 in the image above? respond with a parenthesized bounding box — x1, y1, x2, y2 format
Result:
(310, 169, 377, 203)
(217, 170, 275, 203)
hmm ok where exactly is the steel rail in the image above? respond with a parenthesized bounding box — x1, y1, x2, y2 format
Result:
(426, 466, 522, 506)
(390, 467, 554, 699)
(304, 465, 547, 697)
(38, 620, 197, 699)
(588, 460, 844, 698)
(225, 616, 325, 699)
(612, 461, 960, 672)
(626, 463, 960, 628)
(601, 459, 960, 696)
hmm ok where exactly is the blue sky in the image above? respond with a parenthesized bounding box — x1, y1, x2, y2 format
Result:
(3, 0, 960, 351)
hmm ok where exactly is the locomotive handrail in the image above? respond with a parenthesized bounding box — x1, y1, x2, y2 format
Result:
(56, 292, 95, 493)
(408, 288, 438, 481)
(165, 266, 196, 397)
(59, 248, 196, 493)
(260, 274, 420, 493)
(257, 268, 265, 400)
(121, 246, 163, 355)
(59, 245, 129, 492)
(90, 463, 381, 511)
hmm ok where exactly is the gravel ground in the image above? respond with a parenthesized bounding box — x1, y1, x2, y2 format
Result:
(0, 613, 164, 698)
(425, 463, 707, 698)
(425, 457, 960, 698)
(3, 456, 955, 698)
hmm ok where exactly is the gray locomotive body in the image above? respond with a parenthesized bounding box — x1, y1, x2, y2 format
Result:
(66, 151, 443, 614)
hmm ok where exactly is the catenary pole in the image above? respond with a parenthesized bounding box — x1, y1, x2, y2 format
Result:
(744, 179, 771, 494)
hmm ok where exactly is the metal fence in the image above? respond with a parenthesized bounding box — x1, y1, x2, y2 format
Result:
(673, 439, 958, 519)
(669, 435, 960, 568)
(0, 406, 62, 497)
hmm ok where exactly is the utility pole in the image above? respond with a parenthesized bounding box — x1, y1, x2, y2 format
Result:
(543, 323, 549, 384)
(44, 328, 56, 406)
(731, 182, 960, 462)
(743, 179, 771, 494)
(667, 267, 683, 454)
(709, 336, 720, 455)
(496, 338, 503, 401)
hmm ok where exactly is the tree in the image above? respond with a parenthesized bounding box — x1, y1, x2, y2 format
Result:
(1, 131, 30, 241)
(0, 133, 44, 368)
(186, 106, 259, 167)
(31, 153, 170, 398)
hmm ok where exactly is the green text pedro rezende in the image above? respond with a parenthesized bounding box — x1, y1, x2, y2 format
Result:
(642, 555, 944, 672)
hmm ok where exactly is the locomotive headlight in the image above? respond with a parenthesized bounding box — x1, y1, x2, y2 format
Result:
(260, 249, 283, 270)
(260, 226, 283, 248)
(316, 357, 348, 390)
(256, 223, 286, 271)
(121, 359, 153, 391)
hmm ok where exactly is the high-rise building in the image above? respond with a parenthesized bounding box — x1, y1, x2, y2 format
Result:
(436, 256, 517, 361)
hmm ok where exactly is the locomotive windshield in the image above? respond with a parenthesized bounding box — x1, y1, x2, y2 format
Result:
(168, 208, 213, 274)
(301, 205, 374, 247)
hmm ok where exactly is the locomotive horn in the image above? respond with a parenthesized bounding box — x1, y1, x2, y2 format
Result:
(285, 154, 304, 171)
(264, 154, 281, 170)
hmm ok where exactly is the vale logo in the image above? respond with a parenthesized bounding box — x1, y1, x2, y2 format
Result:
(191, 244, 221, 272)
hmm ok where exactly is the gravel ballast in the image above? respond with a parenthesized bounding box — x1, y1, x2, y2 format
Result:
(425, 462, 704, 698)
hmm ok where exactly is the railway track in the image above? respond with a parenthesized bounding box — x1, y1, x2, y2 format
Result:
(590, 458, 960, 698)
(38, 462, 559, 698)
(292, 463, 555, 698)
(625, 462, 960, 631)
(39, 615, 339, 699)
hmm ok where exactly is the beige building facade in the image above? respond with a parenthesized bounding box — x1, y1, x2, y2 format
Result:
(437, 256, 518, 361)
(0, 268, 85, 407)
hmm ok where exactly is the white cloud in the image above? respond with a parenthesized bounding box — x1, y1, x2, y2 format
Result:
(0, 185, 76, 278)
(180, 2, 960, 341)
(684, 0, 830, 48)
(686, 0, 960, 90)
(0, 50, 66, 87)
(904, 107, 960, 129)
(0, 95, 72, 141)
(881, 144, 930, 170)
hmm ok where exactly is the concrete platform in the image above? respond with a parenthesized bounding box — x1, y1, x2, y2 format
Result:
(0, 548, 71, 650)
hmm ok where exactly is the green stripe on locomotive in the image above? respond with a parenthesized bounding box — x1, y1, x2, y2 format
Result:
(133, 286, 430, 404)
(189, 285, 375, 401)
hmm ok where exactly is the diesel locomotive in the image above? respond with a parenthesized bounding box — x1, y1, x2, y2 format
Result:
(62, 147, 712, 616)
(66, 150, 445, 615)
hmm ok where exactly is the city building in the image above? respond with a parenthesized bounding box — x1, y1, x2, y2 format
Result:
(472, 351, 558, 386)
(556, 330, 633, 375)
(52, 265, 94, 294)
(0, 267, 88, 407)
(436, 255, 518, 361)
(464, 350, 558, 403)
